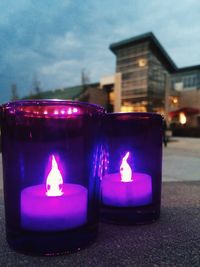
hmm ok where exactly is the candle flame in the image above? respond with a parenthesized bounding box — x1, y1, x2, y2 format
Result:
(120, 152, 133, 182)
(46, 155, 63, 196)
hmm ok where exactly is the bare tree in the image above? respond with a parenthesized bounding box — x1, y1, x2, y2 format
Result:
(33, 73, 41, 94)
(81, 69, 90, 92)
(11, 83, 19, 100)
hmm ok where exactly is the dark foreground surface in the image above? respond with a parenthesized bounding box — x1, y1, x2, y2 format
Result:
(0, 182, 200, 267)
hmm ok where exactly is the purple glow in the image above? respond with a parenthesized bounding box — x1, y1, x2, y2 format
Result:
(102, 152, 152, 207)
(102, 172, 152, 207)
(21, 184, 88, 231)
(20, 154, 88, 231)
(67, 108, 72, 114)
(18, 105, 83, 118)
(120, 152, 133, 182)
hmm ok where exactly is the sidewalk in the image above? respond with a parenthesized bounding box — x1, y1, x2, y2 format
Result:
(163, 137, 200, 181)
(0, 181, 200, 266)
(0, 137, 200, 189)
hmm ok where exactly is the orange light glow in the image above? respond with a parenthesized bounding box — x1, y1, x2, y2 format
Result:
(172, 97, 178, 104)
(138, 58, 147, 67)
(46, 155, 63, 196)
(179, 112, 186, 125)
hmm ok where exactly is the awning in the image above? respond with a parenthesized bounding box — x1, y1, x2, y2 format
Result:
(169, 107, 200, 117)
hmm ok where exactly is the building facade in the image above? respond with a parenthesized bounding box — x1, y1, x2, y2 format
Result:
(104, 32, 200, 130)
(24, 32, 200, 132)
(169, 65, 200, 129)
(109, 33, 176, 114)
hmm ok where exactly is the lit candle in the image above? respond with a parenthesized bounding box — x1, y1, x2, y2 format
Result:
(21, 155, 88, 231)
(102, 152, 152, 207)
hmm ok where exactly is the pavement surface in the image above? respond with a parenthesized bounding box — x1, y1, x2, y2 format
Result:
(162, 137, 200, 182)
(0, 181, 200, 266)
(0, 137, 200, 266)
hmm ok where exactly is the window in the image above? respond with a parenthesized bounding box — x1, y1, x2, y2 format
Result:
(138, 58, 147, 67)
(173, 74, 197, 90)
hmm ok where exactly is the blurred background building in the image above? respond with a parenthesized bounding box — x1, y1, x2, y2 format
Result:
(25, 32, 200, 136)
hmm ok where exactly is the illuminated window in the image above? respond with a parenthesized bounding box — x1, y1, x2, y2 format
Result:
(173, 98, 178, 104)
(121, 105, 134, 112)
(109, 92, 115, 105)
(121, 102, 147, 112)
(179, 113, 186, 124)
(170, 97, 178, 104)
(138, 58, 147, 67)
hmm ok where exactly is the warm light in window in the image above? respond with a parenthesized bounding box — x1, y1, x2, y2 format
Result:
(138, 58, 147, 67)
(171, 97, 178, 104)
(121, 105, 134, 112)
(109, 92, 115, 105)
(179, 112, 186, 125)
(121, 105, 146, 112)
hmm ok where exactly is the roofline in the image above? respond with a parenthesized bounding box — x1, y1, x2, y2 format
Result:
(110, 32, 153, 52)
(109, 32, 177, 72)
(176, 64, 200, 73)
(22, 82, 100, 99)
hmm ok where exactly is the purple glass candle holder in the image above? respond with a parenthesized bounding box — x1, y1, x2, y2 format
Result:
(0, 100, 105, 255)
(101, 113, 163, 224)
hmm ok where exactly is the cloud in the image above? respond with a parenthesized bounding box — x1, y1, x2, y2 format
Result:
(0, 0, 200, 103)
(39, 59, 82, 89)
(45, 32, 82, 59)
(40, 59, 80, 76)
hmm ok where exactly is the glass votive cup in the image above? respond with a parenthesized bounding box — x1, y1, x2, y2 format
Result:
(0, 100, 105, 255)
(101, 112, 163, 224)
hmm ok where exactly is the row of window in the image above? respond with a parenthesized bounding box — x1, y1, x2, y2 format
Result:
(121, 104, 147, 112)
(118, 65, 148, 74)
(148, 89, 165, 96)
(122, 88, 147, 97)
(116, 43, 149, 58)
(117, 52, 149, 64)
(122, 70, 148, 80)
(149, 70, 165, 82)
(123, 80, 147, 89)
(172, 74, 198, 89)
(149, 80, 165, 90)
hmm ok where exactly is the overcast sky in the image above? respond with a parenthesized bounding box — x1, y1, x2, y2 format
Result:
(0, 0, 200, 103)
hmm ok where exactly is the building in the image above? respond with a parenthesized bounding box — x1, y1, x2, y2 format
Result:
(100, 32, 200, 133)
(24, 32, 200, 134)
(170, 65, 200, 128)
(108, 32, 176, 114)
(23, 83, 108, 110)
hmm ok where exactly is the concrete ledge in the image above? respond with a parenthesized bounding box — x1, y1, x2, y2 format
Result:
(0, 182, 200, 266)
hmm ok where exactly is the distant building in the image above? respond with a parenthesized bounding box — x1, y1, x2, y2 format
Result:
(170, 65, 200, 128)
(101, 32, 200, 131)
(109, 32, 176, 114)
(25, 32, 200, 134)
(24, 83, 108, 110)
